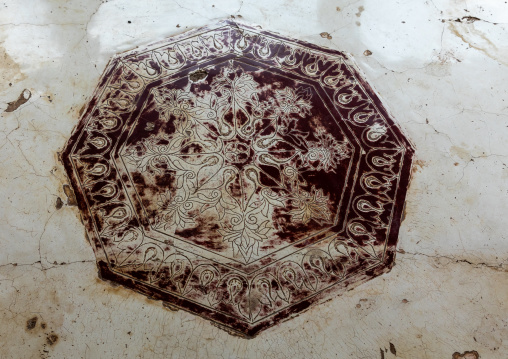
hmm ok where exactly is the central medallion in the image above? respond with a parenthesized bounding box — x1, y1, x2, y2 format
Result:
(222, 138, 253, 166)
(120, 60, 353, 264)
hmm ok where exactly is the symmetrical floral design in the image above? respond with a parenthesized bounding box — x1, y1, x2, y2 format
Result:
(62, 21, 414, 337)
(122, 63, 351, 262)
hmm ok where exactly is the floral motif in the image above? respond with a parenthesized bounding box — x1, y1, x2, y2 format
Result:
(63, 22, 415, 336)
(123, 62, 351, 262)
(287, 185, 332, 224)
(274, 87, 312, 118)
(154, 89, 193, 121)
(301, 129, 351, 172)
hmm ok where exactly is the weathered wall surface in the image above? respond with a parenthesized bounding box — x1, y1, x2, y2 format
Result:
(0, 0, 507, 357)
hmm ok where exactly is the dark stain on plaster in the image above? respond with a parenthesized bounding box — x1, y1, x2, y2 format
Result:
(26, 316, 38, 330)
(389, 342, 397, 355)
(400, 201, 407, 223)
(78, 103, 87, 117)
(356, 6, 364, 17)
(452, 351, 480, 359)
(454, 16, 482, 24)
(55, 197, 64, 210)
(320, 32, 332, 40)
(46, 333, 58, 346)
(189, 69, 208, 82)
(63, 184, 77, 206)
(4, 89, 31, 112)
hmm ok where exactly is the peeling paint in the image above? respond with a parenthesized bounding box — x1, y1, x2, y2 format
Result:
(4, 89, 31, 112)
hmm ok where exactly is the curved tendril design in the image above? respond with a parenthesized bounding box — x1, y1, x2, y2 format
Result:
(123, 63, 351, 262)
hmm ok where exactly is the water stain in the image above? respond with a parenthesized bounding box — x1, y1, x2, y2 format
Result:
(450, 146, 471, 162)
(0, 44, 26, 92)
(356, 6, 364, 17)
(26, 316, 38, 330)
(46, 333, 58, 345)
(449, 22, 507, 66)
(452, 350, 479, 359)
(55, 197, 64, 210)
(320, 32, 333, 40)
(389, 342, 397, 355)
(63, 184, 77, 206)
(4, 89, 31, 112)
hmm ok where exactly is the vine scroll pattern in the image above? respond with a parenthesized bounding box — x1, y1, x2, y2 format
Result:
(122, 62, 351, 263)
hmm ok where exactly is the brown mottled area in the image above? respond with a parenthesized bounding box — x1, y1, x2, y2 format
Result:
(0, 44, 26, 92)
(320, 32, 332, 40)
(46, 333, 58, 346)
(452, 351, 480, 359)
(63, 184, 77, 206)
(4, 89, 31, 112)
(189, 69, 208, 82)
(55, 197, 64, 210)
(356, 6, 364, 17)
(26, 317, 37, 330)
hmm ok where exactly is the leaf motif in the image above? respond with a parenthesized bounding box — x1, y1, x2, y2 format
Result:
(214, 205, 224, 220)
(261, 200, 269, 217)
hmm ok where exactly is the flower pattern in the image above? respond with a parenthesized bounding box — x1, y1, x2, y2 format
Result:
(123, 62, 351, 262)
(301, 130, 351, 172)
(63, 22, 415, 336)
(287, 185, 332, 224)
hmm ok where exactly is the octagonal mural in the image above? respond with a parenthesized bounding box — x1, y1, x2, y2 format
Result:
(62, 20, 414, 337)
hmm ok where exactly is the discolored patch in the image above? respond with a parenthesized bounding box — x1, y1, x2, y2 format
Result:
(188, 69, 208, 82)
(320, 32, 333, 40)
(61, 20, 415, 337)
(356, 6, 364, 17)
(55, 197, 64, 210)
(26, 316, 38, 330)
(4, 89, 31, 112)
(452, 351, 480, 359)
(389, 342, 397, 355)
(46, 333, 58, 345)
(0, 44, 26, 92)
(62, 184, 77, 206)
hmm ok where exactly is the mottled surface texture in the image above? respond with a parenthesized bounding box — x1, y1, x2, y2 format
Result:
(1, 0, 508, 357)
(62, 21, 414, 336)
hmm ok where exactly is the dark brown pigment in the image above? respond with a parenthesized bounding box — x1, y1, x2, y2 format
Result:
(61, 20, 415, 337)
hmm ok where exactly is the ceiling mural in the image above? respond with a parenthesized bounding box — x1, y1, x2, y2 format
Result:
(62, 20, 414, 337)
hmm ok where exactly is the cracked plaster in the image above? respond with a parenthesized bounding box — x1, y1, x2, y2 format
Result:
(0, 0, 507, 357)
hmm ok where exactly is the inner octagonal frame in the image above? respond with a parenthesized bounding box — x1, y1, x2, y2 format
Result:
(113, 56, 363, 274)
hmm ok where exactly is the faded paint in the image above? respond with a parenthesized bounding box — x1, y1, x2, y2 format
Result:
(1, 0, 508, 357)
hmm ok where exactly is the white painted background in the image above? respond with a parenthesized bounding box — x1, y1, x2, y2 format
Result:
(1, 0, 507, 357)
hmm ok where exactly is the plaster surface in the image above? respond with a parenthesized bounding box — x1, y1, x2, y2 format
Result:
(0, 0, 507, 357)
